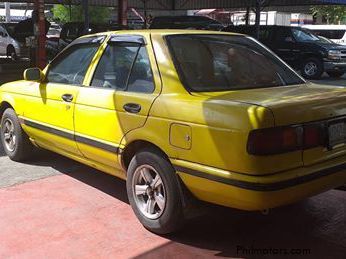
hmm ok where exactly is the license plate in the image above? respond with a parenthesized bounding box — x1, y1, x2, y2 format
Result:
(328, 122, 346, 149)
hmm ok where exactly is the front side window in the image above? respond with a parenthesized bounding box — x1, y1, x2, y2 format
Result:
(91, 43, 154, 93)
(46, 44, 98, 85)
(292, 28, 320, 42)
(166, 34, 305, 92)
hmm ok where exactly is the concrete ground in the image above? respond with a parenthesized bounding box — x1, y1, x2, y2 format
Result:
(0, 57, 346, 258)
(0, 143, 345, 258)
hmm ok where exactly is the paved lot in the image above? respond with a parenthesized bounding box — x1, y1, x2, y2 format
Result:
(0, 58, 346, 258)
(0, 142, 345, 258)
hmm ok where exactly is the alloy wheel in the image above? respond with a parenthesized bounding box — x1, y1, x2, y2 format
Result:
(132, 164, 166, 220)
(304, 62, 318, 76)
(2, 118, 16, 152)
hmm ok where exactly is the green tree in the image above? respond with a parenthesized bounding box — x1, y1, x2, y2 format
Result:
(52, 4, 111, 24)
(311, 5, 346, 24)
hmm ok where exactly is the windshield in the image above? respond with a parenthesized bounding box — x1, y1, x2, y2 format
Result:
(166, 34, 305, 92)
(292, 28, 321, 42)
(2, 23, 16, 37)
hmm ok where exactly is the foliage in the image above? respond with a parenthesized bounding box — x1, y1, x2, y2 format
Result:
(52, 4, 111, 24)
(311, 5, 346, 24)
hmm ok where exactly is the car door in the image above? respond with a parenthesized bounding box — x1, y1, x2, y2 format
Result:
(270, 27, 297, 67)
(74, 34, 161, 176)
(22, 36, 103, 156)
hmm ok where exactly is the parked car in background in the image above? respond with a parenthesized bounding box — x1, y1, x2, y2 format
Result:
(47, 22, 128, 59)
(47, 23, 61, 40)
(302, 24, 346, 45)
(0, 22, 29, 61)
(149, 15, 224, 30)
(59, 22, 128, 50)
(1, 30, 345, 234)
(224, 25, 346, 79)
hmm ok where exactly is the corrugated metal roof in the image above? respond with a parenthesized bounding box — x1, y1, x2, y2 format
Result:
(3, 0, 346, 9)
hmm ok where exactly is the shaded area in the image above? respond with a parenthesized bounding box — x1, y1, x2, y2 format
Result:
(311, 73, 346, 86)
(0, 148, 345, 258)
(0, 141, 5, 157)
(0, 58, 30, 85)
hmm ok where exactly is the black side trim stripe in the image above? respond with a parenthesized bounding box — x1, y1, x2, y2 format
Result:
(24, 120, 75, 140)
(174, 163, 346, 192)
(23, 119, 120, 154)
(75, 135, 120, 153)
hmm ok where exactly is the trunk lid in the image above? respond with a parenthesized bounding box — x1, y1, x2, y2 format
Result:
(194, 83, 346, 165)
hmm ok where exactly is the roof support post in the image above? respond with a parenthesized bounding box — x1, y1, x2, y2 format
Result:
(34, 0, 46, 69)
(255, 0, 261, 39)
(5, 2, 11, 23)
(118, 0, 128, 26)
(245, 5, 250, 26)
(82, 0, 90, 34)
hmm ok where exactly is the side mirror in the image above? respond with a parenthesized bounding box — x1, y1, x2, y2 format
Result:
(23, 68, 44, 82)
(285, 36, 295, 43)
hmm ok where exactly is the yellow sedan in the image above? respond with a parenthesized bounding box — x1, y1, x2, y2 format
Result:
(1, 30, 345, 234)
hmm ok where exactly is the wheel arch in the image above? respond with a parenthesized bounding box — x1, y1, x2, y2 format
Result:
(0, 101, 14, 119)
(121, 139, 195, 210)
(121, 139, 169, 171)
(300, 53, 323, 64)
(6, 44, 15, 56)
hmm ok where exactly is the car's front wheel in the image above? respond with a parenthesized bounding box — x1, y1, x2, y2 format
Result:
(0, 108, 34, 161)
(301, 58, 323, 79)
(126, 148, 184, 234)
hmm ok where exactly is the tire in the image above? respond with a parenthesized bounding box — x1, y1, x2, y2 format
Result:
(0, 108, 33, 161)
(126, 148, 184, 234)
(7, 46, 17, 61)
(301, 57, 323, 80)
(327, 71, 344, 78)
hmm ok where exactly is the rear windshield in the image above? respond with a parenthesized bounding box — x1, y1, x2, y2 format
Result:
(166, 34, 305, 92)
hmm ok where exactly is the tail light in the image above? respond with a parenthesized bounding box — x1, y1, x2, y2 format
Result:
(303, 123, 327, 149)
(247, 123, 326, 155)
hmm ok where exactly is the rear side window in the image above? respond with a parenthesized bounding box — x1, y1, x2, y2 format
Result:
(91, 43, 154, 93)
(166, 34, 305, 92)
(46, 44, 99, 85)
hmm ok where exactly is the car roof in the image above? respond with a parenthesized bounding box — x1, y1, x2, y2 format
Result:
(81, 29, 242, 38)
(302, 24, 346, 30)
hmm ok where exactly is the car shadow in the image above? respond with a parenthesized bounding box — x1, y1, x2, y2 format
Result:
(17, 149, 346, 259)
(24, 150, 129, 204)
(0, 142, 5, 157)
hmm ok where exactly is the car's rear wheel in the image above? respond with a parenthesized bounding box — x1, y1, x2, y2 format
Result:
(301, 58, 323, 79)
(0, 108, 34, 161)
(126, 148, 184, 234)
(327, 71, 345, 78)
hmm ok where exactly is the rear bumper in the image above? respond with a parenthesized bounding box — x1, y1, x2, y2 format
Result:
(173, 156, 346, 211)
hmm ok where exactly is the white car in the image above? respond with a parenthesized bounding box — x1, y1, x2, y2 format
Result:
(0, 23, 29, 60)
(302, 24, 346, 45)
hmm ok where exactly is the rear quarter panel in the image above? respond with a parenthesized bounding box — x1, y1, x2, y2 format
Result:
(122, 33, 303, 175)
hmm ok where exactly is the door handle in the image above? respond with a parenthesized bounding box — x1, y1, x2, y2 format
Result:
(123, 103, 141, 114)
(62, 94, 74, 102)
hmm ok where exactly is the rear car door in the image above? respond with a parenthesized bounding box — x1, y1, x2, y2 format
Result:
(22, 36, 102, 156)
(74, 34, 161, 175)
